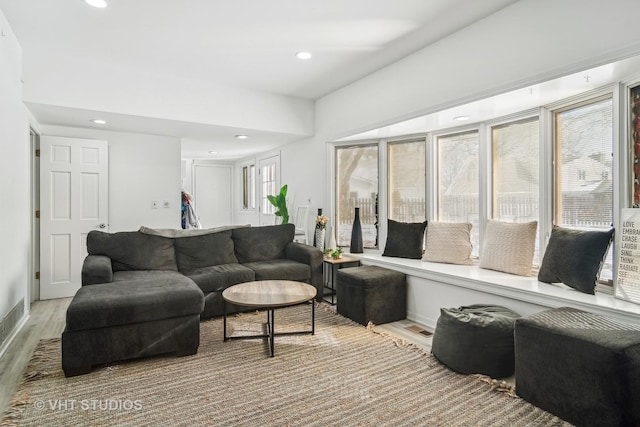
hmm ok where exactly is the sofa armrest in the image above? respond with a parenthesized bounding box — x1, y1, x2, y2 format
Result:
(285, 242, 323, 301)
(82, 255, 114, 286)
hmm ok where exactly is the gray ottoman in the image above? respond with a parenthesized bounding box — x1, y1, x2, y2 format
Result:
(62, 273, 204, 376)
(336, 265, 406, 326)
(431, 304, 520, 378)
(515, 307, 640, 426)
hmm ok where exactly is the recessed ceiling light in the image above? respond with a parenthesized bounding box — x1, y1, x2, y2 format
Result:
(235, 134, 249, 140)
(454, 115, 470, 121)
(208, 150, 218, 154)
(296, 52, 312, 60)
(85, 0, 107, 8)
(91, 119, 107, 124)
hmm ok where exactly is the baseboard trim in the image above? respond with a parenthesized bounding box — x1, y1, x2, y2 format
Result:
(0, 300, 29, 361)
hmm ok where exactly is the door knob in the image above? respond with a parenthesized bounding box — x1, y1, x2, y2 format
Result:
(98, 223, 106, 229)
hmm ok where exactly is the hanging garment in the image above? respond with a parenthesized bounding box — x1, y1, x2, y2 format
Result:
(181, 190, 202, 229)
(185, 203, 202, 229)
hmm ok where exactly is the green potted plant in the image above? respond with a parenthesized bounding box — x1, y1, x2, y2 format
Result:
(331, 247, 343, 260)
(267, 184, 289, 224)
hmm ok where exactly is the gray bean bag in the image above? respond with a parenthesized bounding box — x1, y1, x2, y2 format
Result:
(431, 304, 520, 378)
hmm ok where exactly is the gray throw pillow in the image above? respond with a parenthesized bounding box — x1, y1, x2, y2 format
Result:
(86, 230, 177, 271)
(538, 226, 614, 294)
(174, 230, 238, 272)
(382, 219, 427, 259)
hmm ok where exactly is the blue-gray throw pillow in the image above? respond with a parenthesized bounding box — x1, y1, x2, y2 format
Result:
(382, 219, 427, 259)
(538, 226, 614, 294)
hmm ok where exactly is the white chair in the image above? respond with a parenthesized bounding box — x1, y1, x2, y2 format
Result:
(293, 206, 309, 244)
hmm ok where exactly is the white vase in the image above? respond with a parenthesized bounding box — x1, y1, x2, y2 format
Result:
(327, 227, 337, 251)
(314, 228, 326, 251)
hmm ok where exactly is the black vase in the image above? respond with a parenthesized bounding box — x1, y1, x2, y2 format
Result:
(314, 209, 323, 246)
(350, 207, 363, 253)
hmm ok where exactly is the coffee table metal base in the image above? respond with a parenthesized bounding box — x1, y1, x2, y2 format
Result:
(223, 301, 315, 357)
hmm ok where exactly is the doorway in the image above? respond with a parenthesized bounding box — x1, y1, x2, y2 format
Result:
(258, 154, 280, 225)
(192, 162, 233, 228)
(30, 128, 40, 303)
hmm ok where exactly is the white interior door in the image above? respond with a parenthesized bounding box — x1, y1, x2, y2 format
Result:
(40, 136, 109, 300)
(192, 163, 232, 228)
(259, 155, 280, 225)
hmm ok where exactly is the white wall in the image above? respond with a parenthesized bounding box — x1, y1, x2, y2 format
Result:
(316, 0, 640, 140)
(41, 126, 182, 231)
(279, 137, 327, 239)
(0, 10, 29, 319)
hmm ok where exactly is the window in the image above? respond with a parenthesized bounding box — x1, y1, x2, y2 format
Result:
(437, 131, 480, 255)
(336, 144, 379, 248)
(554, 96, 613, 279)
(241, 163, 255, 210)
(492, 117, 540, 262)
(388, 139, 426, 222)
(261, 162, 277, 215)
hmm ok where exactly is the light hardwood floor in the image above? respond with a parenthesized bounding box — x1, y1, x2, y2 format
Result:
(0, 298, 71, 415)
(0, 299, 433, 416)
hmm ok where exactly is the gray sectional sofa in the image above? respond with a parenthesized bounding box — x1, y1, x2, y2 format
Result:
(81, 223, 323, 317)
(62, 223, 322, 376)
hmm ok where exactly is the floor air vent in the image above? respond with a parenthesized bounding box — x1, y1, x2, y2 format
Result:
(405, 324, 433, 337)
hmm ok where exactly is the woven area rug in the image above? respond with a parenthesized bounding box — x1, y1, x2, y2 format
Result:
(2, 304, 569, 426)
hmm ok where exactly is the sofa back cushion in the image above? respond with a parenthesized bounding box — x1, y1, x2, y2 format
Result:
(174, 230, 238, 272)
(232, 224, 295, 263)
(86, 230, 177, 271)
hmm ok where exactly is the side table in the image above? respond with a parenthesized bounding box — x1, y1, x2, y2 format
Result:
(322, 255, 360, 305)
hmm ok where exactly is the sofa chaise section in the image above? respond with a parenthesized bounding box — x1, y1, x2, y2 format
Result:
(62, 272, 204, 376)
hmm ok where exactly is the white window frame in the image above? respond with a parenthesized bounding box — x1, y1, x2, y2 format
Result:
(485, 110, 541, 265)
(386, 135, 427, 223)
(543, 86, 620, 287)
(429, 125, 482, 256)
(238, 159, 256, 212)
(331, 139, 382, 250)
(329, 84, 628, 291)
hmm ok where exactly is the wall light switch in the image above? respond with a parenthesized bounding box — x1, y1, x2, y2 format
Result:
(151, 201, 159, 209)
(163, 200, 171, 208)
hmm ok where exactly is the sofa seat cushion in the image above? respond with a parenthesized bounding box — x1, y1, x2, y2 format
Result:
(87, 230, 177, 272)
(243, 259, 310, 282)
(66, 275, 204, 332)
(184, 263, 256, 293)
(174, 230, 238, 272)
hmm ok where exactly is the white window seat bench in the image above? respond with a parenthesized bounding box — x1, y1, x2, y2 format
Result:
(351, 253, 640, 329)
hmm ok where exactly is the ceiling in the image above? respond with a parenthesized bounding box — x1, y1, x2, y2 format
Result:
(0, 0, 519, 159)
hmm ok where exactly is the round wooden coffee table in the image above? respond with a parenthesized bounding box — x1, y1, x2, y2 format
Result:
(222, 280, 317, 357)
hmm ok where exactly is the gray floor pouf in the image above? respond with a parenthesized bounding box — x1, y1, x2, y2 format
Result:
(431, 304, 520, 378)
(336, 265, 406, 326)
(515, 307, 640, 426)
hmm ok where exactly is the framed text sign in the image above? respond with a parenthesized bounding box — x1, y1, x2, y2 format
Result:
(616, 208, 640, 304)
